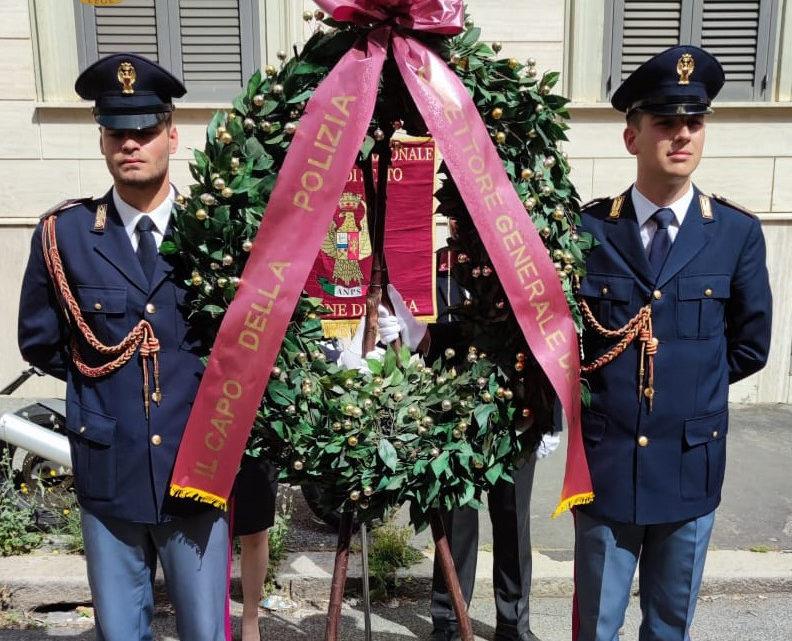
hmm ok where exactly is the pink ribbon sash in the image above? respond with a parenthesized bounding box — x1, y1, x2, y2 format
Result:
(170, 0, 592, 516)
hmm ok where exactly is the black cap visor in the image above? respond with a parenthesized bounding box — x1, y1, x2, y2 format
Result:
(629, 102, 713, 117)
(95, 111, 170, 130)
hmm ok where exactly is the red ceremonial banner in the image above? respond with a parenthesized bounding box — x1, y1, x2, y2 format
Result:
(304, 137, 439, 337)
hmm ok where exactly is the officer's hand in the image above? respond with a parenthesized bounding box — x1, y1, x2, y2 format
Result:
(335, 317, 378, 371)
(535, 433, 561, 460)
(377, 284, 428, 351)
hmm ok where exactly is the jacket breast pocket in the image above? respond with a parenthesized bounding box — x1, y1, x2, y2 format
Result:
(579, 273, 634, 329)
(677, 275, 730, 339)
(681, 409, 728, 500)
(76, 285, 128, 344)
(66, 404, 117, 501)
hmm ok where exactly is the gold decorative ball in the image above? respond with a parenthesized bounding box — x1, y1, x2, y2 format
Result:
(524, 197, 536, 211)
(496, 387, 505, 399)
(200, 193, 216, 206)
(265, 65, 277, 77)
(492, 42, 502, 53)
(217, 277, 228, 288)
(302, 10, 313, 21)
(362, 398, 373, 409)
(436, 376, 447, 385)
(259, 120, 272, 133)
(544, 156, 556, 168)
(220, 132, 233, 144)
(482, 266, 493, 277)
(242, 240, 253, 252)
(230, 157, 240, 169)
(571, 232, 580, 242)
(474, 459, 484, 469)
(421, 416, 434, 428)
(504, 389, 514, 400)
(527, 57, 537, 67)
(542, 184, 554, 195)
(286, 403, 296, 414)
(521, 168, 534, 180)
(210, 262, 220, 271)
(540, 84, 550, 95)
(444, 348, 456, 360)
(495, 131, 507, 144)
(466, 352, 478, 363)
(527, 67, 538, 78)
(373, 128, 385, 141)
(541, 226, 552, 238)
(564, 264, 574, 274)
(515, 362, 525, 372)
(216, 125, 226, 137)
(332, 421, 342, 431)
(349, 490, 360, 501)
(222, 254, 233, 266)
(252, 94, 265, 108)
(284, 122, 297, 135)
(292, 460, 304, 471)
(417, 425, 428, 436)
(482, 392, 493, 403)
(221, 187, 233, 199)
(230, 276, 240, 287)
(477, 377, 488, 388)
(469, 345, 478, 353)
(408, 405, 421, 418)
(528, 128, 538, 139)
(491, 107, 503, 120)
(276, 50, 287, 61)
(553, 208, 565, 221)
(191, 273, 203, 286)
(430, 447, 441, 458)
(393, 392, 404, 402)
(343, 419, 352, 430)
(535, 104, 544, 114)
(363, 486, 373, 497)
(553, 249, 564, 260)
(441, 400, 453, 411)
(347, 436, 359, 447)
(508, 58, 520, 69)
(243, 117, 255, 131)
(272, 83, 284, 95)
(195, 209, 208, 221)
(450, 53, 461, 65)
(271, 367, 282, 377)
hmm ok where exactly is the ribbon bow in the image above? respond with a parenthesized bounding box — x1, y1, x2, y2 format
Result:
(172, 0, 591, 518)
(317, 0, 464, 34)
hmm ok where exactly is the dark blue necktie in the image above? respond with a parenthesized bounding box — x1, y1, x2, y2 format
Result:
(647, 208, 675, 276)
(135, 215, 158, 283)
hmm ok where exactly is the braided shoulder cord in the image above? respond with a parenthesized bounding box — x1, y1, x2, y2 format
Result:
(41, 214, 162, 417)
(578, 298, 658, 410)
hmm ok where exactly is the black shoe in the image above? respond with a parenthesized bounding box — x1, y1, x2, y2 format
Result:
(494, 629, 543, 641)
(430, 626, 460, 641)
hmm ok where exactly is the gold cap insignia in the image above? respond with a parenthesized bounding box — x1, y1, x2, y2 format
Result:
(117, 61, 136, 94)
(677, 53, 694, 85)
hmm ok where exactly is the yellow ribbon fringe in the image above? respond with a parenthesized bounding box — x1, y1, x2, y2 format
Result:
(552, 491, 595, 518)
(320, 319, 361, 340)
(170, 484, 228, 510)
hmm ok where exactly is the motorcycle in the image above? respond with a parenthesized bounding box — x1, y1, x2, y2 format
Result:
(0, 367, 73, 528)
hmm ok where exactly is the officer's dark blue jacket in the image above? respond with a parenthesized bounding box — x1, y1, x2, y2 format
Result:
(18, 191, 206, 524)
(579, 187, 772, 525)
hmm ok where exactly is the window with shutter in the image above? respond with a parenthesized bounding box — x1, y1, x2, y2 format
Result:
(74, 0, 261, 102)
(603, 0, 779, 101)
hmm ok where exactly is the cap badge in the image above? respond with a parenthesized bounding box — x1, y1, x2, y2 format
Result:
(677, 53, 694, 85)
(117, 61, 136, 94)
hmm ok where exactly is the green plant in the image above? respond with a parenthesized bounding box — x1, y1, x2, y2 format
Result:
(57, 503, 84, 554)
(0, 455, 42, 556)
(264, 493, 293, 594)
(367, 520, 423, 601)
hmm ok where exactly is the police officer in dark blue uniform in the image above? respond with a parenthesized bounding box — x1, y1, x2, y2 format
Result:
(18, 54, 228, 641)
(573, 46, 772, 641)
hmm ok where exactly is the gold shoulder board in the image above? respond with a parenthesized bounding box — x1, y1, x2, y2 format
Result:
(711, 194, 757, 219)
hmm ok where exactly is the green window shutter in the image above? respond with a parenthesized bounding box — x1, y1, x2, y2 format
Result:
(75, 0, 261, 102)
(691, 0, 778, 100)
(604, 0, 779, 101)
(164, 0, 260, 100)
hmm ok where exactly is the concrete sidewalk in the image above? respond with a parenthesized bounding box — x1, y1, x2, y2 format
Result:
(1, 547, 790, 612)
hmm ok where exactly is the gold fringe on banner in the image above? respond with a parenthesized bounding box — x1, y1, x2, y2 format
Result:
(170, 484, 228, 510)
(552, 492, 595, 518)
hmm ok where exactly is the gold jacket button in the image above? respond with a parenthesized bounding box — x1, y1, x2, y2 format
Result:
(638, 435, 649, 447)
(601, 286, 609, 295)
(151, 434, 162, 446)
(79, 426, 86, 434)
(704, 288, 713, 297)
(94, 302, 103, 311)
(145, 303, 156, 314)
(653, 290, 662, 300)
(712, 430, 719, 438)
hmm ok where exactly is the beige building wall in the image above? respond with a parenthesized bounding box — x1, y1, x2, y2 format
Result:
(0, 0, 790, 402)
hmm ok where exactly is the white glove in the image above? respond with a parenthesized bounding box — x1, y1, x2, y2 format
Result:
(535, 433, 561, 460)
(336, 317, 384, 372)
(377, 284, 428, 351)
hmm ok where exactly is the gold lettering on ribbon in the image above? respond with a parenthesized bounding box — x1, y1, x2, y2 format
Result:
(294, 97, 357, 213)
(194, 379, 243, 477)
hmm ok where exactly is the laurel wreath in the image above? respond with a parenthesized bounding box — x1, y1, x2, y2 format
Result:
(162, 16, 592, 529)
